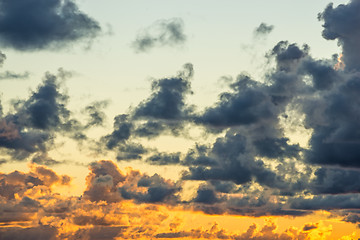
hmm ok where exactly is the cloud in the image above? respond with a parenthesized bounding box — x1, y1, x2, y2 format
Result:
(155, 221, 322, 240)
(0, 50, 30, 80)
(83, 100, 109, 129)
(192, 185, 224, 204)
(99, 64, 194, 161)
(291, 193, 360, 210)
(0, 50, 6, 67)
(309, 167, 360, 194)
(196, 74, 277, 127)
(146, 152, 181, 165)
(0, 0, 101, 51)
(102, 114, 132, 150)
(0, 163, 71, 200)
(254, 22, 274, 36)
(302, 223, 318, 232)
(83, 160, 181, 204)
(0, 70, 74, 160)
(319, 0, 360, 71)
(31, 152, 65, 166)
(4, 0, 360, 233)
(0, 161, 355, 239)
(0, 71, 30, 80)
(132, 18, 186, 53)
(0, 69, 109, 162)
(134, 63, 193, 121)
(0, 226, 58, 240)
(302, 74, 360, 167)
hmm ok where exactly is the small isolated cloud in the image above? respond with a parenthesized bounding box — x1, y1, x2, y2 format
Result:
(254, 22, 274, 37)
(132, 18, 187, 53)
(0, 71, 30, 80)
(0, 0, 101, 51)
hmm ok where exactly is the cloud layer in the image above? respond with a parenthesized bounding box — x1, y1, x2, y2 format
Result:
(1, 0, 360, 239)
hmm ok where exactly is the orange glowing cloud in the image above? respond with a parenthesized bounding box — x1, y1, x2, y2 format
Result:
(0, 160, 359, 239)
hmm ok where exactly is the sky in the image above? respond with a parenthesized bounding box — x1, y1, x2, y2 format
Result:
(1, 0, 360, 239)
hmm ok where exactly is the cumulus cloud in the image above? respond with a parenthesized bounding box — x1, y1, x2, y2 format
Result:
(99, 64, 194, 161)
(0, 0, 101, 50)
(134, 63, 193, 121)
(132, 18, 186, 53)
(319, 0, 360, 71)
(0, 69, 110, 163)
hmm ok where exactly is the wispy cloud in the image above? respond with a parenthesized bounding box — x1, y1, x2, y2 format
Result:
(132, 18, 187, 53)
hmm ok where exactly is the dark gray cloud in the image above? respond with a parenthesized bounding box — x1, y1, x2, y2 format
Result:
(132, 18, 186, 53)
(302, 74, 360, 167)
(182, 132, 296, 193)
(193, 185, 224, 204)
(120, 173, 181, 203)
(102, 114, 132, 150)
(0, 0, 101, 50)
(146, 152, 181, 165)
(319, 0, 360, 71)
(133, 120, 167, 139)
(300, 58, 338, 90)
(310, 167, 360, 194)
(197, 75, 275, 127)
(14, 72, 71, 130)
(83, 100, 109, 129)
(291, 194, 360, 210)
(254, 22, 274, 36)
(253, 137, 301, 159)
(115, 142, 148, 161)
(182, 144, 217, 167)
(0, 69, 104, 161)
(134, 63, 193, 121)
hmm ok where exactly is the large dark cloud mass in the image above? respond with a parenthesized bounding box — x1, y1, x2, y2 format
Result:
(0, 0, 101, 50)
(93, 0, 360, 220)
